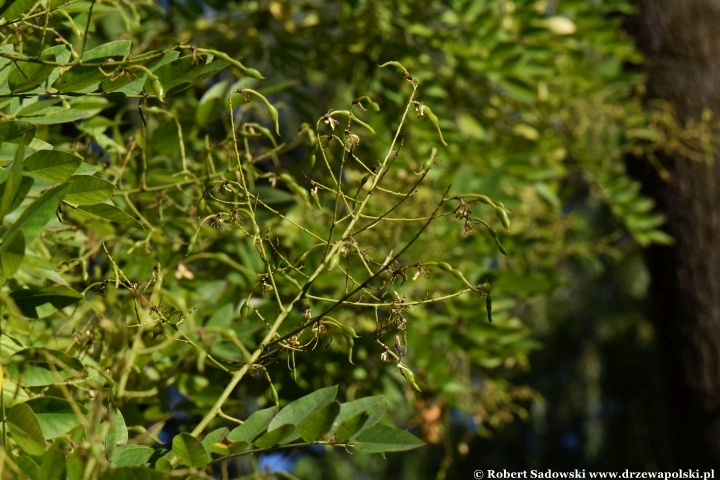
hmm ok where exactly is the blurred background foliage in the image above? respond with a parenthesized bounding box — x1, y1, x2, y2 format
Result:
(0, 0, 714, 478)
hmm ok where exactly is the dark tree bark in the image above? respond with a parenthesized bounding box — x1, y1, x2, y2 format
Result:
(633, 0, 720, 468)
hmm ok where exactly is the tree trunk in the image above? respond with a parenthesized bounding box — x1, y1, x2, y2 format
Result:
(634, 0, 720, 467)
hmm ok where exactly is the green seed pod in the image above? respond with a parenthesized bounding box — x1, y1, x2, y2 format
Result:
(148, 75, 165, 102)
(306, 127, 317, 145)
(308, 153, 316, 169)
(347, 337, 355, 365)
(339, 324, 359, 339)
(327, 251, 340, 271)
(486, 295, 493, 323)
(245, 68, 265, 79)
(422, 147, 438, 172)
(421, 105, 448, 146)
(197, 198, 206, 213)
(269, 375, 279, 406)
(211, 50, 265, 79)
(479, 282, 492, 294)
(494, 206, 511, 230)
(362, 174, 374, 191)
(240, 302, 251, 321)
(475, 195, 496, 207)
(331, 110, 376, 134)
(437, 262, 453, 272)
(399, 364, 422, 392)
(242, 89, 280, 135)
(449, 268, 467, 283)
(357, 96, 380, 112)
(378, 61, 410, 75)
(197, 349, 207, 373)
(266, 103, 280, 135)
(497, 243, 508, 256)
(252, 222, 260, 237)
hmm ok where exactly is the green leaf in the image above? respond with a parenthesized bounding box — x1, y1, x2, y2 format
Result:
(0, 0, 36, 22)
(77, 203, 143, 229)
(100, 466, 166, 480)
(253, 424, 294, 449)
(0, 133, 28, 221)
(54, 41, 131, 93)
(5, 182, 69, 243)
(146, 55, 205, 98)
(3, 377, 30, 407)
(7, 403, 47, 455)
(172, 432, 209, 468)
(193, 60, 231, 87)
(25, 396, 86, 440)
(24, 150, 82, 183)
(66, 455, 83, 480)
(357, 402, 388, 437)
(16, 456, 41, 480)
(298, 401, 340, 442)
(353, 425, 424, 453)
(228, 406, 278, 443)
(330, 395, 384, 434)
(196, 80, 229, 126)
(334, 412, 369, 443)
(9, 285, 83, 319)
(7, 348, 84, 386)
(102, 51, 180, 95)
(16, 98, 63, 117)
(39, 448, 66, 480)
(0, 229, 24, 280)
(201, 427, 229, 454)
(105, 409, 129, 458)
(0, 175, 34, 219)
(0, 120, 36, 144)
(155, 456, 173, 471)
(64, 175, 115, 205)
(8, 55, 56, 93)
(267, 385, 338, 432)
(20, 97, 110, 125)
(111, 445, 157, 467)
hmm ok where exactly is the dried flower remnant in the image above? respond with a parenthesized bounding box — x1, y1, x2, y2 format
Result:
(414, 101, 425, 119)
(380, 345, 391, 363)
(344, 129, 360, 147)
(229, 209, 242, 226)
(211, 212, 225, 230)
(323, 112, 340, 130)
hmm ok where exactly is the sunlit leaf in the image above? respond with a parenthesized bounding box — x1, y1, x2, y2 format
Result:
(24, 150, 82, 183)
(77, 203, 143, 229)
(7, 403, 46, 455)
(25, 397, 87, 440)
(7, 347, 84, 386)
(267, 385, 338, 434)
(0, 0, 36, 22)
(54, 41, 132, 93)
(8, 55, 56, 94)
(352, 425, 424, 453)
(228, 406, 279, 444)
(8, 286, 83, 319)
(64, 175, 115, 205)
(5, 182, 69, 243)
(172, 432, 209, 468)
(0, 229, 25, 281)
(298, 401, 340, 442)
